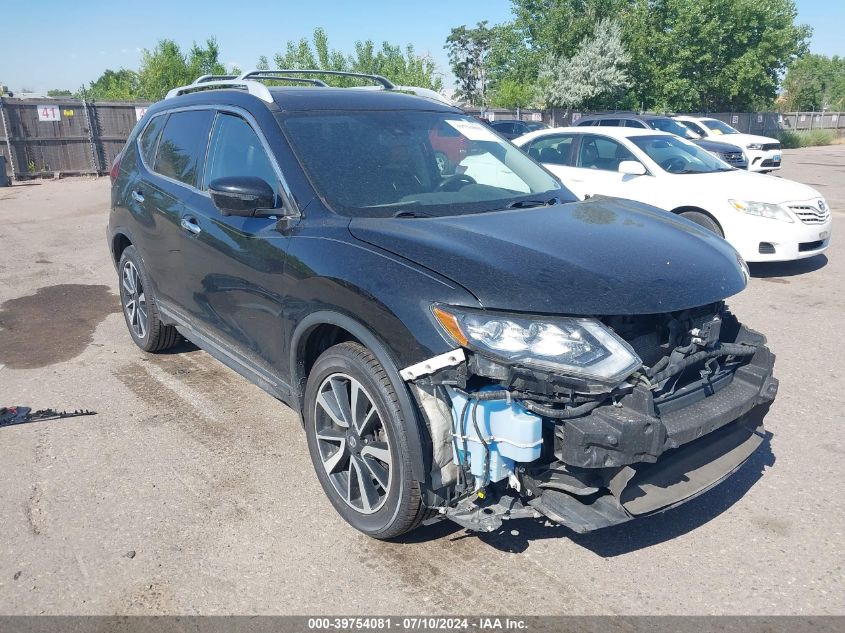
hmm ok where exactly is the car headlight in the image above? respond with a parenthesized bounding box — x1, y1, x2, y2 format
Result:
(747, 143, 763, 150)
(729, 199, 794, 222)
(431, 305, 642, 384)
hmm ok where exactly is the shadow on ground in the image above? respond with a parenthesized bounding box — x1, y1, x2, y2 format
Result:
(401, 436, 775, 557)
(750, 254, 827, 278)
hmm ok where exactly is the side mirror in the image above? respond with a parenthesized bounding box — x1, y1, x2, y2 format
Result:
(208, 176, 276, 217)
(618, 161, 647, 176)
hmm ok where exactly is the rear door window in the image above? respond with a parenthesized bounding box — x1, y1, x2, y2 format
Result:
(527, 134, 575, 166)
(597, 119, 622, 127)
(153, 110, 214, 187)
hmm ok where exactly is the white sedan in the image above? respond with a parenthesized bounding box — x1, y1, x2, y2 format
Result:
(513, 126, 831, 262)
(674, 116, 782, 173)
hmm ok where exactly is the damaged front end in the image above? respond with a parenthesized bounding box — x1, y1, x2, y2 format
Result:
(403, 303, 778, 533)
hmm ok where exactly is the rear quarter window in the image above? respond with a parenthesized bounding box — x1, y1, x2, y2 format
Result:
(153, 110, 214, 187)
(138, 114, 167, 167)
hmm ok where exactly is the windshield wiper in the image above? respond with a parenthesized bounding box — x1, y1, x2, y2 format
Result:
(507, 196, 560, 209)
(392, 209, 434, 218)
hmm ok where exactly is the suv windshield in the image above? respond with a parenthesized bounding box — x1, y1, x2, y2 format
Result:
(630, 135, 733, 174)
(703, 119, 739, 135)
(281, 111, 570, 217)
(648, 117, 699, 140)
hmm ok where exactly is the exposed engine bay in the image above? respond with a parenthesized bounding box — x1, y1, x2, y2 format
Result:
(404, 302, 778, 533)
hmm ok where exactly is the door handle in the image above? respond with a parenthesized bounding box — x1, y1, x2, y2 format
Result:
(180, 217, 201, 235)
(131, 190, 144, 203)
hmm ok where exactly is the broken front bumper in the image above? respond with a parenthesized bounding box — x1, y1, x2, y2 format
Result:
(520, 341, 777, 533)
(443, 339, 777, 534)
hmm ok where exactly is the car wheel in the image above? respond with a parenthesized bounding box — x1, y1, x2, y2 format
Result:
(303, 341, 426, 539)
(118, 245, 180, 352)
(680, 211, 724, 237)
(434, 151, 453, 175)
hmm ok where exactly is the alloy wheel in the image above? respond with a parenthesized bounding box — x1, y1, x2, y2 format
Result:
(314, 373, 393, 514)
(121, 260, 147, 339)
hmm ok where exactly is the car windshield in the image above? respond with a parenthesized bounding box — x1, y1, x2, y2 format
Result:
(630, 135, 734, 174)
(649, 118, 699, 140)
(281, 111, 571, 217)
(525, 122, 549, 131)
(703, 119, 739, 135)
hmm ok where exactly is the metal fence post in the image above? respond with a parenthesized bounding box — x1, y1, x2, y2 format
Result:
(0, 97, 16, 182)
(82, 99, 100, 174)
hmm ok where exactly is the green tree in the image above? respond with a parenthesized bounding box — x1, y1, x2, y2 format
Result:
(492, 77, 536, 109)
(623, 0, 811, 111)
(78, 68, 140, 100)
(782, 54, 845, 111)
(445, 21, 493, 106)
(136, 37, 226, 100)
(47, 89, 73, 97)
(269, 28, 442, 90)
(538, 18, 630, 112)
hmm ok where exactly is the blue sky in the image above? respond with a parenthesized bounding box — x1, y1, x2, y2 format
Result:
(1, 0, 842, 93)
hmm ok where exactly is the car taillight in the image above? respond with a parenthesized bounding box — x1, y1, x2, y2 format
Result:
(109, 152, 122, 184)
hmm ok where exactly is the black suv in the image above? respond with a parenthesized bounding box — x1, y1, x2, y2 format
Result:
(108, 70, 777, 539)
(575, 113, 749, 169)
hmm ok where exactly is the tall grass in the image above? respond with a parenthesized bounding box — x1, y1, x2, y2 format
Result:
(776, 129, 837, 149)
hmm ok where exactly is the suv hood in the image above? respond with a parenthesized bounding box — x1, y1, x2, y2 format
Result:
(348, 198, 747, 315)
(694, 138, 744, 153)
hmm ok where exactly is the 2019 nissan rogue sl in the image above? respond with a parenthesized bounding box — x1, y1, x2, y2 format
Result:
(107, 70, 777, 539)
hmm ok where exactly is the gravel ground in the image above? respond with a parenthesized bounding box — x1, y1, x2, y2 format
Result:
(0, 146, 843, 615)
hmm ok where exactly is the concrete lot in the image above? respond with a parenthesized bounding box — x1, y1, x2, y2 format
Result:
(0, 146, 843, 615)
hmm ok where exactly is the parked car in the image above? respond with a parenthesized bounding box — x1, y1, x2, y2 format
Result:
(489, 119, 549, 139)
(514, 126, 831, 262)
(575, 113, 749, 169)
(429, 120, 469, 174)
(108, 70, 777, 539)
(675, 116, 782, 172)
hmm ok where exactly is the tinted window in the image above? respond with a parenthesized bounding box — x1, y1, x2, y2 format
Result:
(576, 134, 638, 171)
(624, 120, 648, 128)
(492, 122, 516, 134)
(527, 134, 575, 166)
(574, 119, 594, 126)
(648, 117, 698, 139)
(139, 114, 166, 166)
(153, 110, 214, 186)
(205, 113, 278, 193)
(679, 119, 707, 136)
(598, 119, 622, 127)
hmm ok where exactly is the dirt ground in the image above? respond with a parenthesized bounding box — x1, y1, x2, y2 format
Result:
(0, 146, 843, 615)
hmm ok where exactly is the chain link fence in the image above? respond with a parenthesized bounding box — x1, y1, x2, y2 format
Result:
(0, 98, 149, 181)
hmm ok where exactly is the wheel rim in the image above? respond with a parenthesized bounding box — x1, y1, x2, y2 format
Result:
(121, 261, 147, 339)
(314, 373, 392, 515)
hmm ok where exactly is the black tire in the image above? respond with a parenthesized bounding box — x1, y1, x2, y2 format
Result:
(117, 245, 180, 352)
(680, 211, 724, 237)
(303, 341, 426, 539)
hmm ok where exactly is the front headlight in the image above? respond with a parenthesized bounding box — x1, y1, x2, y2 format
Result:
(747, 143, 763, 150)
(729, 199, 794, 222)
(431, 305, 642, 384)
